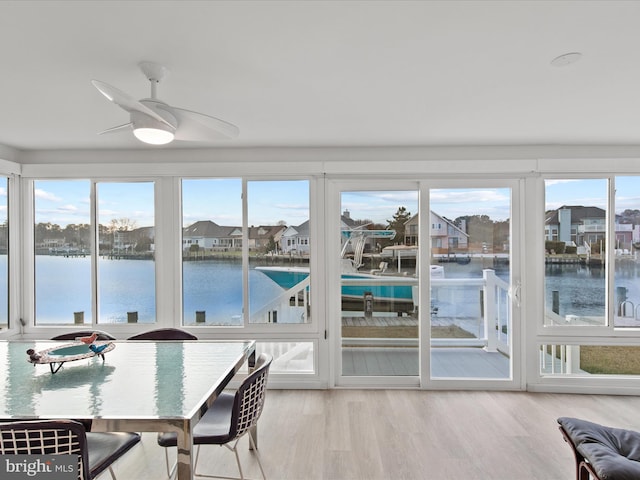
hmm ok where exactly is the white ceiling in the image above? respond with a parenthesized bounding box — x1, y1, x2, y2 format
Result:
(2, 0, 640, 151)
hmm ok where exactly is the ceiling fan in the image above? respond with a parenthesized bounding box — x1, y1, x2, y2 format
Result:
(92, 62, 239, 145)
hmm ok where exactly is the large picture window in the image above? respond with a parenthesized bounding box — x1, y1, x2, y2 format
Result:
(34, 180, 155, 325)
(181, 178, 310, 326)
(613, 176, 640, 329)
(248, 180, 310, 324)
(544, 179, 607, 326)
(182, 178, 243, 326)
(96, 182, 156, 324)
(34, 180, 92, 325)
(541, 176, 640, 378)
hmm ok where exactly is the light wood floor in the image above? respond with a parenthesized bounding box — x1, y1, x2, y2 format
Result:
(107, 389, 640, 480)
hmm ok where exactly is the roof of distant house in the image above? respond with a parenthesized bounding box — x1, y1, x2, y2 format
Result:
(545, 206, 605, 225)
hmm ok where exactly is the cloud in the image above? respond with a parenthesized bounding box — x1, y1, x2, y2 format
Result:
(58, 204, 79, 213)
(34, 189, 62, 202)
(273, 203, 309, 211)
(431, 189, 508, 204)
(544, 179, 582, 187)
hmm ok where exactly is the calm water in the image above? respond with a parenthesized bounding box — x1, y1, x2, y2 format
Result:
(21, 255, 640, 325)
(34, 256, 282, 325)
(546, 261, 640, 317)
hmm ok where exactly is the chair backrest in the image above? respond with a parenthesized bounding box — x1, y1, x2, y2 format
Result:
(230, 353, 272, 440)
(127, 328, 197, 341)
(0, 420, 89, 480)
(51, 330, 116, 341)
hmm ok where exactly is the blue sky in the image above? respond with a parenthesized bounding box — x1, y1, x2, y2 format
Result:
(545, 177, 640, 213)
(0, 179, 7, 223)
(31, 178, 640, 228)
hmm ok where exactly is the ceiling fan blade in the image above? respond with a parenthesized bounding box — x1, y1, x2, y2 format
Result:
(91, 80, 175, 129)
(97, 122, 133, 135)
(156, 105, 239, 141)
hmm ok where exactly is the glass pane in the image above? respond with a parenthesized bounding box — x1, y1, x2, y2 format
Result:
(0, 177, 7, 329)
(249, 180, 310, 324)
(257, 341, 314, 373)
(34, 180, 91, 325)
(97, 182, 155, 324)
(340, 190, 419, 376)
(430, 188, 511, 379)
(544, 179, 607, 326)
(540, 344, 640, 375)
(614, 176, 640, 328)
(182, 179, 243, 326)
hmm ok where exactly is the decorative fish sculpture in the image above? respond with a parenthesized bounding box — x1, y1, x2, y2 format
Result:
(89, 343, 109, 354)
(79, 332, 98, 344)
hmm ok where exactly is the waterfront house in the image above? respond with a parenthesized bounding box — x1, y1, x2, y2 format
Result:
(182, 220, 230, 251)
(545, 205, 637, 253)
(279, 220, 310, 255)
(404, 212, 470, 254)
(248, 225, 287, 253)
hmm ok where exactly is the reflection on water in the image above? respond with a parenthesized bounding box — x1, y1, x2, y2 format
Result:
(34, 257, 282, 325)
(545, 260, 640, 318)
(545, 263, 605, 317)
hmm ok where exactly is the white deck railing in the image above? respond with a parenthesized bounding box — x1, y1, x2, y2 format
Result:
(251, 276, 310, 324)
(252, 268, 512, 356)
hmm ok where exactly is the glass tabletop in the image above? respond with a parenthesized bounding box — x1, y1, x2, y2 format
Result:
(0, 340, 254, 420)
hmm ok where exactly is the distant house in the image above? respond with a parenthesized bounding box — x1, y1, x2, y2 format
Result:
(112, 226, 155, 252)
(249, 225, 287, 252)
(280, 220, 310, 255)
(404, 212, 469, 253)
(182, 220, 233, 250)
(545, 205, 638, 251)
(545, 206, 606, 247)
(183, 220, 285, 251)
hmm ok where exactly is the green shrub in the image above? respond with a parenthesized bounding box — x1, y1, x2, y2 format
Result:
(545, 240, 566, 254)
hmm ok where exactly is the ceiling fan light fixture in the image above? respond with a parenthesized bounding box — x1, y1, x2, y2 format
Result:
(133, 126, 174, 145)
(93, 62, 239, 144)
(131, 110, 175, 145)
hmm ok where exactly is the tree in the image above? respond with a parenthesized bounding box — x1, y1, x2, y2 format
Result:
(135, 237, 152, 252)
(265, 235, 277, 254)
(385, 207, 411, 245)
(455, 214, 500, 250)
(108, 218, 137, 233)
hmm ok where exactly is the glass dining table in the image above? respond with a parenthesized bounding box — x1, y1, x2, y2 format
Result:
(0, 339, 256, 480)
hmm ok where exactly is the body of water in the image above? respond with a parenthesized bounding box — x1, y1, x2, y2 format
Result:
(21, 255, 640, 325)
(34, 256, 281, 325)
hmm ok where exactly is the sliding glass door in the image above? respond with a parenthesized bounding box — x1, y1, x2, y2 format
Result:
(429, 186, 515, 382)
(339, 188, 420, 378)
(332, 179, 521, 389)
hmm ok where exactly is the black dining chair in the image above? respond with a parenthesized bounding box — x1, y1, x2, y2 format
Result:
(51, 330, 117, 341)
(127, 328, 197, 341)
(157, 353, 272, 479)
(0, 419, 140, 480)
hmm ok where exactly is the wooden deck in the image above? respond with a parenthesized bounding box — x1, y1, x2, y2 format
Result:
(342, 347, 510, 378)
(341, 315, 510, 378)
(342, 315, 418, 338)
